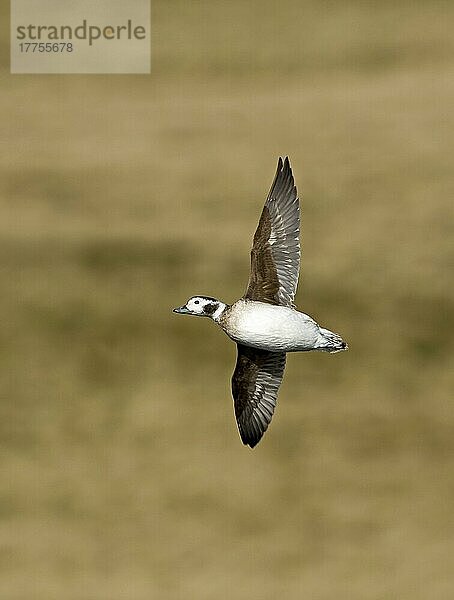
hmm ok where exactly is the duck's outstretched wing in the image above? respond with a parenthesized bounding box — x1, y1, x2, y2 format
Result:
(232, 344, 286, 448)
(244, 157, 300, 307)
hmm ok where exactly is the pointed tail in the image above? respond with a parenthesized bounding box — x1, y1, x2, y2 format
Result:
(315, 327, 348, 353)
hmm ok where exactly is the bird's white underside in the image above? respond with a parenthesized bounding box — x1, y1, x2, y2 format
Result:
(221, 300, 324, 353)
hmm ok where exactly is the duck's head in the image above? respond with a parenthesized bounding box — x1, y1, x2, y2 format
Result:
(173, 296, 226, 320)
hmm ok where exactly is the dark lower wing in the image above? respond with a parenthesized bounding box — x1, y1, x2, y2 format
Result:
(231, 344, 286, 448)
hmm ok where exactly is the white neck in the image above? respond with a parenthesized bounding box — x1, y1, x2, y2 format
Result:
(212, 302, 227, 321)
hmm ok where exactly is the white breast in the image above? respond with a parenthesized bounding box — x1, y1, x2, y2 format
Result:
(223, 300, 320, 352)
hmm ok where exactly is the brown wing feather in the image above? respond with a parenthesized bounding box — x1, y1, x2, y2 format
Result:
(232, 344, 286, 448)
(246, 206, 281, 304)
(244, 157, 300, 306)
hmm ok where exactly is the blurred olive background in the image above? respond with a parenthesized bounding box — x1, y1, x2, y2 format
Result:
(1, 2, 454, 599)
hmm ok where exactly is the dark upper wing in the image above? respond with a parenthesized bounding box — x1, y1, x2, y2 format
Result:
(244, 157, 300, 307)
(231, 344, 286, 448)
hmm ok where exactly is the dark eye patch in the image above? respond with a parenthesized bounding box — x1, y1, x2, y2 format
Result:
(194, 300, 200, 304)
(203, 302, 218, 316)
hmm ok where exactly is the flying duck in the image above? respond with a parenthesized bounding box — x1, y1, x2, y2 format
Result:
(174, 157, 347, 448)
